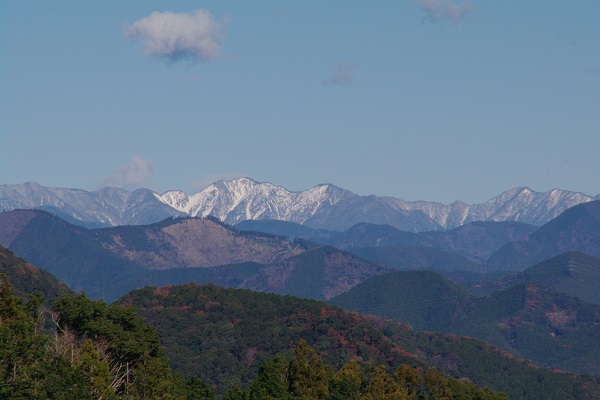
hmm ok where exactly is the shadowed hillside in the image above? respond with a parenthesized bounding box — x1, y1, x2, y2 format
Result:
(330, 270, 600, 375)
(487, 251, 600, 305)
(0, 244, 72, 305)
(488, 200, 600, 269)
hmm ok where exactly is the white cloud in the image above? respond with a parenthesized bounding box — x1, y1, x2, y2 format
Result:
(323, 63, 355, 86)
(104, 156, 155, 189)
(126, 9, 227, 62)
(416, 0, 473, 23)
(192, 173, 245, 191)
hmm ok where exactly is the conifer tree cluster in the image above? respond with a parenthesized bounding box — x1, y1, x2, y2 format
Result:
(0, 274, 213, 399)
(221, 339, 508, 400)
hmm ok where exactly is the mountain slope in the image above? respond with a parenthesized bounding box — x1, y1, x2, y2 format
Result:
(320, 221, 536, 262)
(235, 220, 535, 273)
(488, 200, 600, 269)
(0, 244, 72, 305)
(235, 219, 338, 240)
(237, 246, 390, 300)
(88, 217, 304, 270)
(132, 247, 390, 301)
(329, 270, 470, 332)
(460, 283, 600, 375)
(348, 246, 482, 272)
(490, 251, 600, 305)
(422, 221, 537, 262)
(329, 270, 600, 376)
(0, 210, 146, 299)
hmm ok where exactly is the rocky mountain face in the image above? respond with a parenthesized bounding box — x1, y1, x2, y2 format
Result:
(88, 217, 304, 270)
(1, 179, 597, 232)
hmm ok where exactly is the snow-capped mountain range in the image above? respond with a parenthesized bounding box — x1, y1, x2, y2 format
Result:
(1, 178, 598, 231)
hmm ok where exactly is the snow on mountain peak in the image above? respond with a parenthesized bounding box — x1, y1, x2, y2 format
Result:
(1, 180, 596, 231)
(152, 178, 358, 225)
(150, 179, 599, 229)
(154, 190, 191, 212)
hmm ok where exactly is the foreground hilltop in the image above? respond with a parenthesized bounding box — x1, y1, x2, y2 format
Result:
(120, 282, 600, 399)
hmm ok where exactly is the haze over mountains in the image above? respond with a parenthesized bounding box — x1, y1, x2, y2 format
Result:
(2, 199, 600, 303)
(2, 180, 600, 397)
(1, 178, 598, 231)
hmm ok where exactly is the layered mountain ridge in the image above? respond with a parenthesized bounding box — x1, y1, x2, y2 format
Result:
(0, 209, 389, 302)
(155, 178, 356, 226)
(1, 178, 597, 232)
(0, 181, 185, 228)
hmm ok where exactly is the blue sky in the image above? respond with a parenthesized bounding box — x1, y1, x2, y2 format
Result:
(2, 1, 599, 203)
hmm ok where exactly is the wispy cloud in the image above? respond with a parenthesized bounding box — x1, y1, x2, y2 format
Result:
(126, 9, 227, 62)
(323, 63, 355, 86)
(192, 173, 245, 191)
(103, 156, 155, 189)
(416, 0, 473, 23)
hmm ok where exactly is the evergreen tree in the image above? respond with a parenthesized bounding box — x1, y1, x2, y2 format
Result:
(329, 360, 363, 400)
(364, 365, 408, 400)
(79, 339, 114, 399)
(423, 368, 452, 400)
(247, 355, 292, 399)
(288, 339, 329, 399)
(394, 364, 423, 399)
(175, 375, 216, 400)
(0, 274, 93, 399)
(221, 385, 247, 400)
(53, 292, 171, 396)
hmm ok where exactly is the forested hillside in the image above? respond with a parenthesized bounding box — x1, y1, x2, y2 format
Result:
(0, 244, 72, 305)
(1, 274, 512, 399)
(330, 270, 600, 375)
(120, 283, 600, 399)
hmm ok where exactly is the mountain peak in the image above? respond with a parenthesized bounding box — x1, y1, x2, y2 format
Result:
(23, 181, 44, 188)
(210, 177, 259, 190)
(220, 176, 259, 185)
